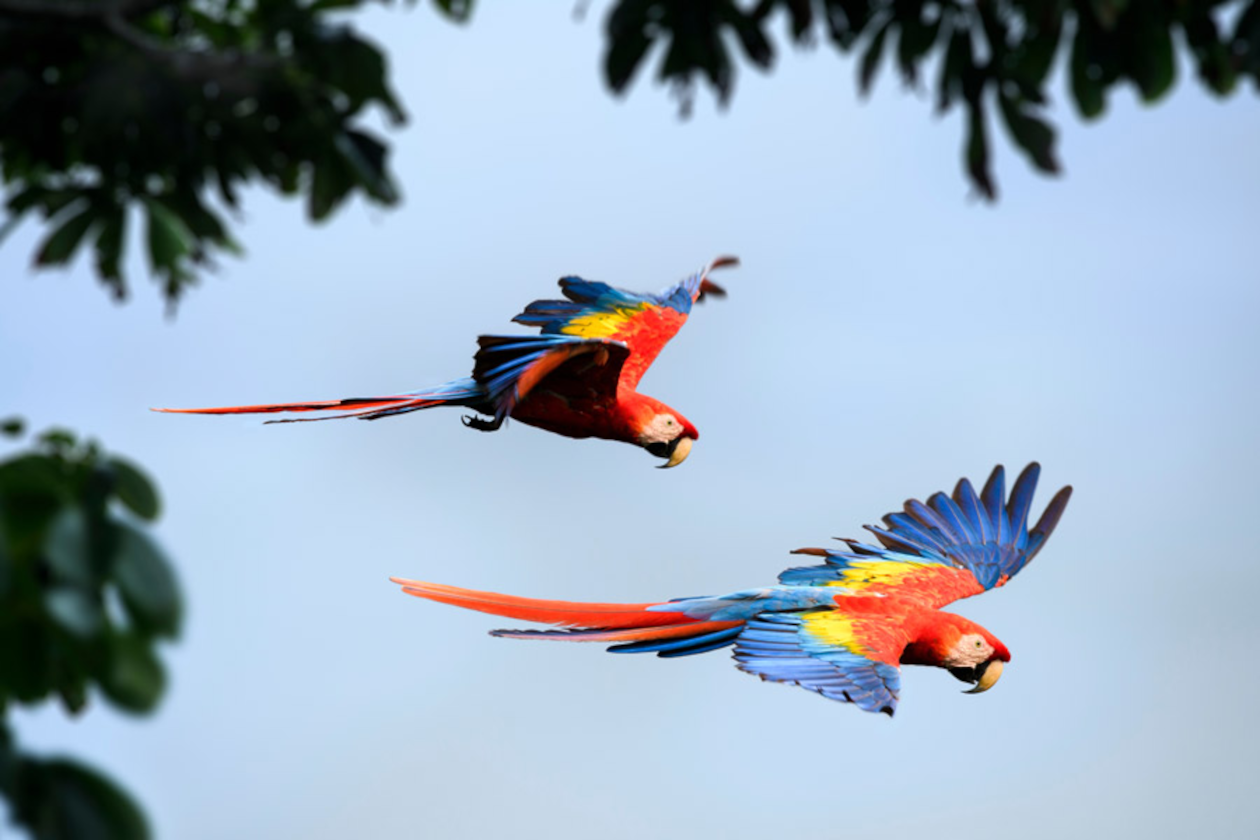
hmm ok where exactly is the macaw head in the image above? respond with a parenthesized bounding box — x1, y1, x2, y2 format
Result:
(906, 612, 1011, 695)
(630, 397, 699, 469)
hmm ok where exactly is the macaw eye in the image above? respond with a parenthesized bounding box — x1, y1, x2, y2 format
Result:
(666, 419, 674, 426)
(975, 640, 983, 648)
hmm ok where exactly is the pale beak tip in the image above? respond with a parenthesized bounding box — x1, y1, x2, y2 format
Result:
(657, 436, 693, 469)
(963, 659, 1004, 694)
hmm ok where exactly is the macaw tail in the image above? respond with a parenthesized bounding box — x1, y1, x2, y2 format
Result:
(153, 378, 487, 423)
(390, 578, 745, 658)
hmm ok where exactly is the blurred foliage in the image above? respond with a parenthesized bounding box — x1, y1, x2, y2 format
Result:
(0, 0, 468, 306)
(6, 2, 1255, 301)
(602, 0, 1260, 197)
(1, 418, 181, 839)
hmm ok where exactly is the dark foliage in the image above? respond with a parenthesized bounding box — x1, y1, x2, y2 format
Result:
(0, 419, 181, 839)
(3, 1, 1256, 303)
(0, 0, 467, 305)
(601, 1, 1260, 198)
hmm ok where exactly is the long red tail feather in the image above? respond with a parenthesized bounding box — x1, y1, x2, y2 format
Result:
(152, 396, 422, 416)
(390, 578, 705, 631)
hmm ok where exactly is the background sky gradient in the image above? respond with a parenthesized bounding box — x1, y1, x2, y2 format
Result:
(3, 5, 1258, 839)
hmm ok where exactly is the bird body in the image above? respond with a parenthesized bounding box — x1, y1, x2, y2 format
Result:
(157, 257, 737, 467)
(392, 463, 1071, 715)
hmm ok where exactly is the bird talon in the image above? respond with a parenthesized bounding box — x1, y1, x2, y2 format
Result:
(462, 414, 503, 432)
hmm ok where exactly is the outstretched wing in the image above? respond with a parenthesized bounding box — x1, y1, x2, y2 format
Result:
(472, 334, 630, 420)
(734, 610, 906, 715)
(779, 463, 1073, 609)
(511, 256, 736, 390)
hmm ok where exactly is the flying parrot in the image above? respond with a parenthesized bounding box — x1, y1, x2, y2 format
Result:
(156, 257, 736, 468)
(391, 463, 1071, 715)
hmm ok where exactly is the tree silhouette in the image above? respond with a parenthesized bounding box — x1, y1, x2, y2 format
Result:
(3, 1, 1257, 303)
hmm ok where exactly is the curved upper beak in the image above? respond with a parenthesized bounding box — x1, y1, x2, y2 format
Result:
(654, 436, 693, 469)
(962, 659, 1004, 694)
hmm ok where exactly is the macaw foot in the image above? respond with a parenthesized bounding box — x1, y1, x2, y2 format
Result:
(462, 414, 504, 432)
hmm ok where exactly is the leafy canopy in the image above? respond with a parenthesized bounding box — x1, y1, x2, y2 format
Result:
(603, 1, 1260, 198)
(2, 1, 1257, 301)
(0, 0, 470, 305)
(0, 419, 181, 839)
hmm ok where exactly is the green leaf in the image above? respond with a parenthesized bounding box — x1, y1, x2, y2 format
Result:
(727, 12, 774, 69)
(335, 131, 398, 205)
(965, 97, 995, 200)
(0, 453, 64, 499)
(433, 0, 474, 23)
(823, 0, 870, 48)
(937, 24, 972, 113)
(605, 29, 653, 93)
(308, 150, 354, 222)
(605, 0, 656, 92)
(781, 0, 813, 41)
(0, 617, 55, 703)
(1, 417, 23, 438)
(1235, 1, 1260, 77)
(7, 186, 80, 218)
(312, 29, 406, 123)
(35, 203, 96, 267)
(43, 506, 94, 588)
(1008, 14, 1062, 98)
(0, 454, 66, 555)
(10, 756, 150, 840)
(1127, 10, 1175, 102)
(1070, 20, 1107, 119)
(98, 632, 165, 714)
(93, 207, 126, 286)
(997, 95, 1059, 174)
(111, 523, 181, 638)
(44, 587, 105, 639)
(107, 459, 160, 522)
(38, 429, 79, 454)
(1185, 10, 1236, 95)
(142, 198, 195, 274)
(896, 12, 939, 84)
(58, 677, 88, 715)
(859, 18, 891, 95)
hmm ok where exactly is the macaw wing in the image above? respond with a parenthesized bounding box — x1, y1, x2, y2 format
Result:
(472, 334, 630, 419)
(734, 610, 905, 715)
(511, 256, 735, 389)
(778, 463, 1073, 609)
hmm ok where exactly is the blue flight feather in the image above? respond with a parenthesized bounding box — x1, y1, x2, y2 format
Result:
(734, 615, 900, 715)
(608, 626, 744, 657)
(775, 464, 1072, 599)
(954, 478, 993, 544)
(928, 492, 976, 544)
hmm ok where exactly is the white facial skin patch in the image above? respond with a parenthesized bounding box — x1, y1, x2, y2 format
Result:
(638, 413, 682, 445)
(943, 633, 995, 669)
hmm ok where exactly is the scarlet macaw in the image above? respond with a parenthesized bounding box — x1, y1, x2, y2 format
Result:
(391, 463, 1071, 714)
(157, 257, 736, 468)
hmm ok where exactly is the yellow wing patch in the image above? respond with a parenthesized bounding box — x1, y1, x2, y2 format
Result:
(823, 559, 940, 592)
(821, 559, 985, 609)
(800, 610, 905, 666)
(559, 303, 651, 339)
(800, 610, 864, 653)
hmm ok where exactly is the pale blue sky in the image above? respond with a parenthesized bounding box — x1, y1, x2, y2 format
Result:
(3, 5, 1259, 839)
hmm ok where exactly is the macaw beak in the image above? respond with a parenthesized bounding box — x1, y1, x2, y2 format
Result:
(649, 436, 693, 469)
(952, 659, 1004, 694)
